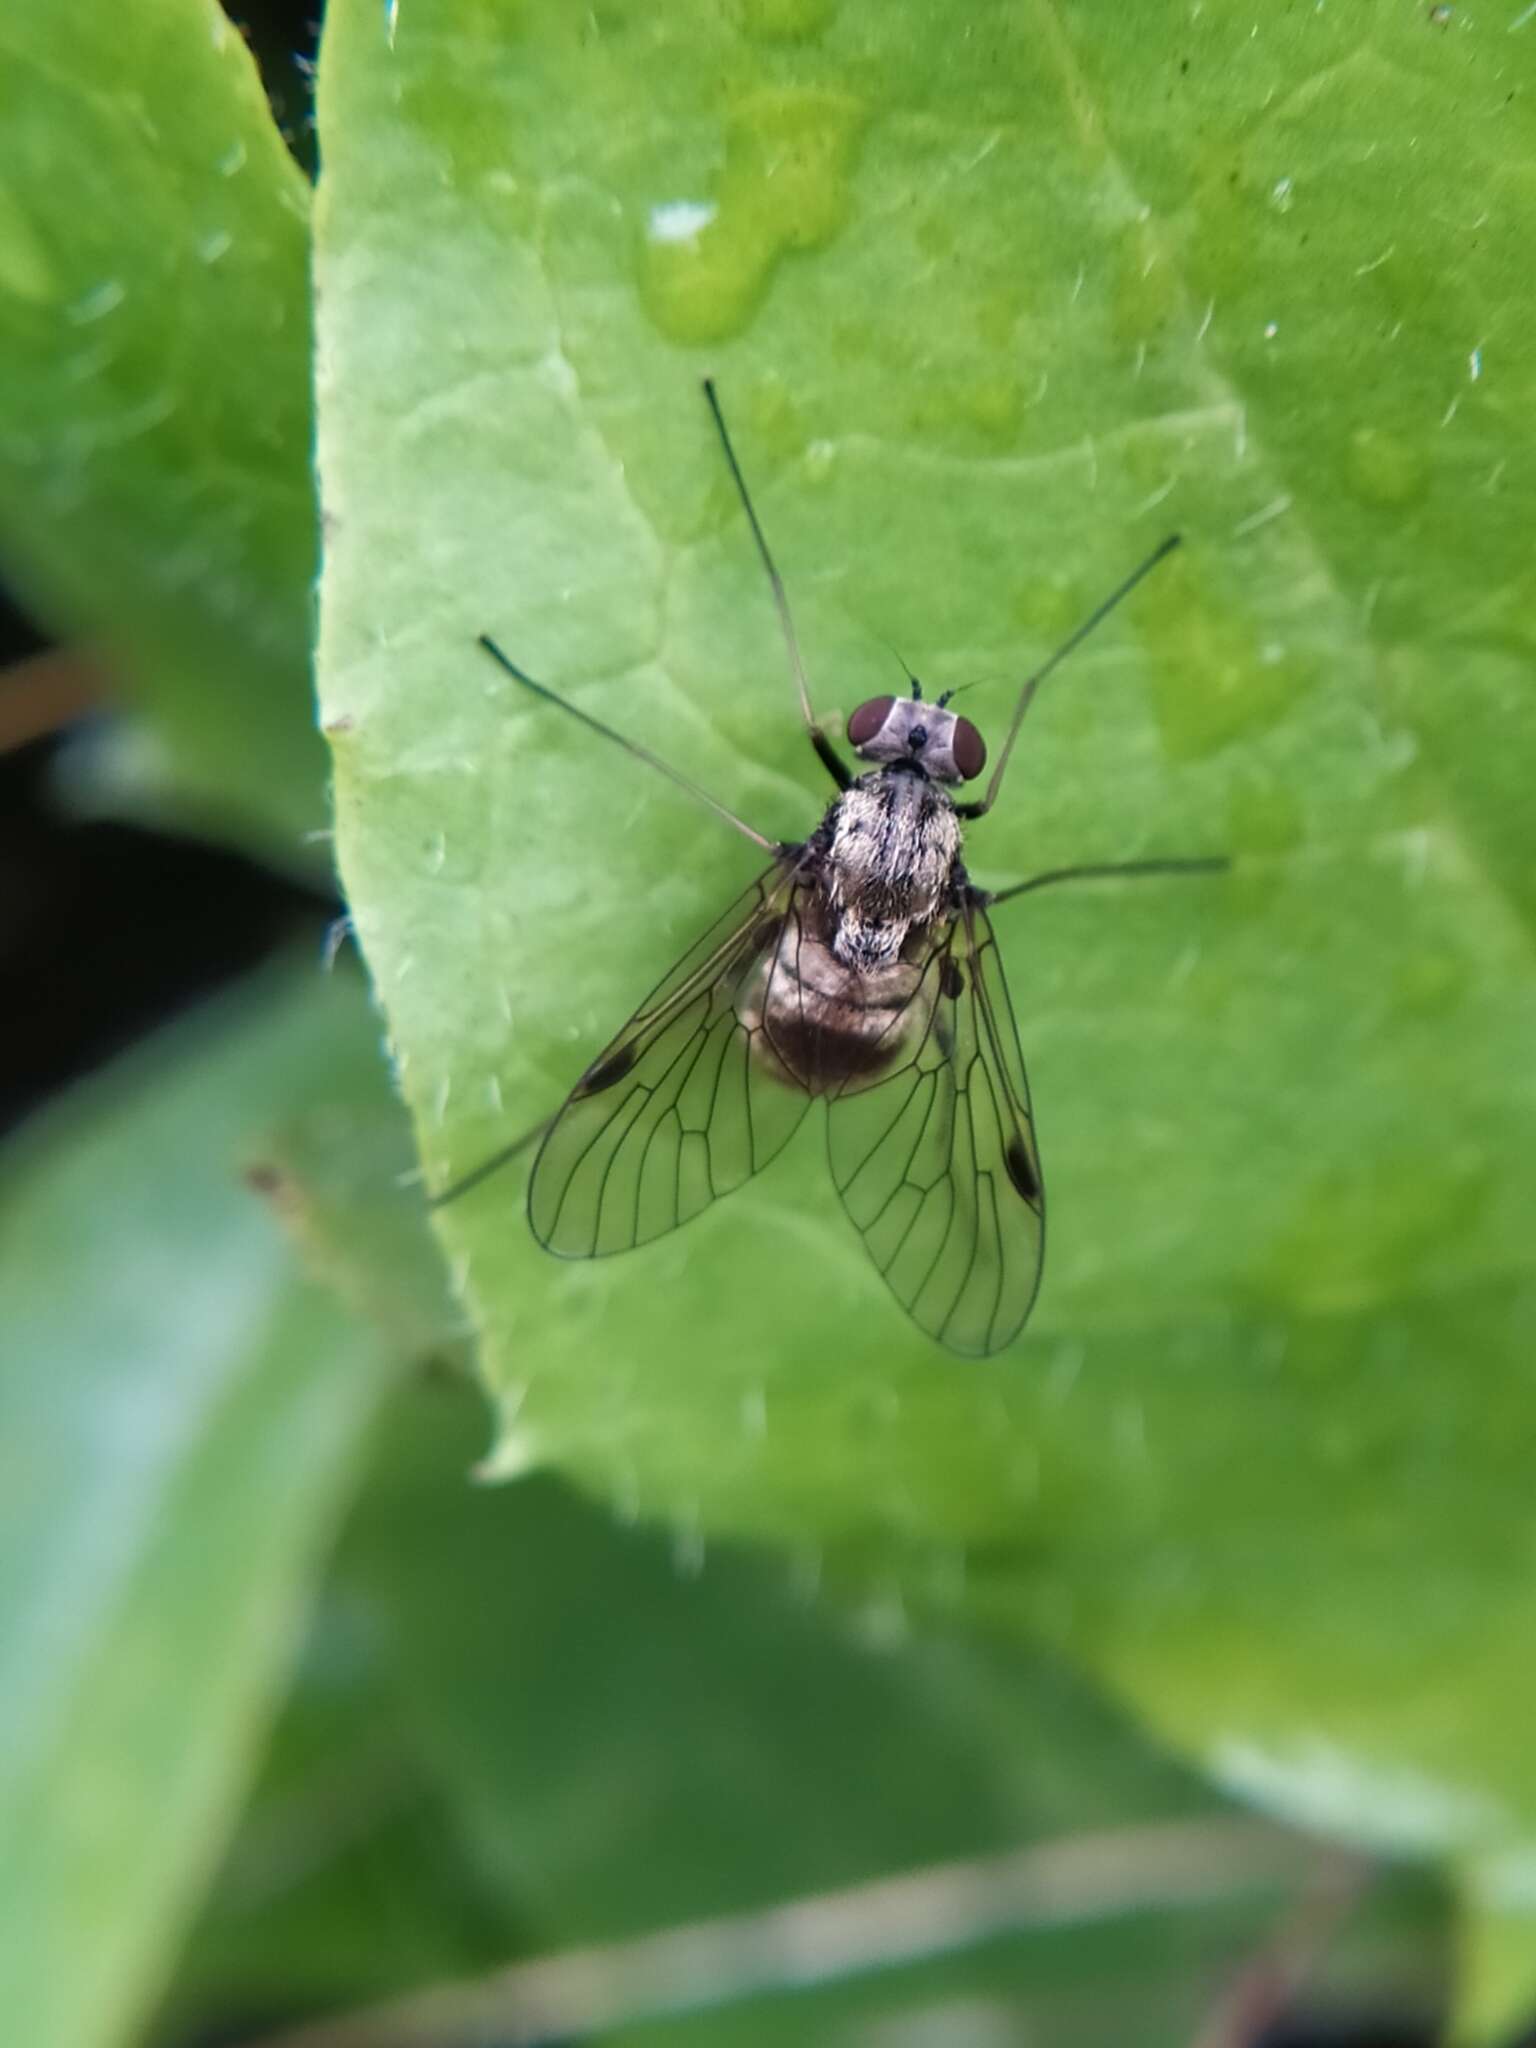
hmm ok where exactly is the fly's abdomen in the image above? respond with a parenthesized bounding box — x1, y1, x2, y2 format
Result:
(748, 922, 928, 1093)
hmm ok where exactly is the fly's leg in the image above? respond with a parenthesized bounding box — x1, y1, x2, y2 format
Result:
(429, 1110, 555, 1208)
(954, 537, 1181, 822)
(984, 857, 1228, 908)
(478, 636, 781, 854)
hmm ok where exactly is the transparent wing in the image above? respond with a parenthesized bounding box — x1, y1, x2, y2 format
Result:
(826, 896, 1045, 1356)
(529, 857, 814, 1257)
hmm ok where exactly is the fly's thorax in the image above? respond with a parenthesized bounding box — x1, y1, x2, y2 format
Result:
(825, 769, 960, 968)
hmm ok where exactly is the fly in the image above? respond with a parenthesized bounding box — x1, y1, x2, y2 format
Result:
(435, 382, 1225, 1357)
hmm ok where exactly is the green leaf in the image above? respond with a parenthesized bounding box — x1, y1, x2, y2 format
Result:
(0, 2, 324, 861)
(596, 1895, 1434, 2048)
(336, 1421, 1212, 1945)
(240, 1008, 466, 1365)
(168, 1377, 1449, 2044)
(314, 1, 1536, 2029)
(0, 968, 394, 2048)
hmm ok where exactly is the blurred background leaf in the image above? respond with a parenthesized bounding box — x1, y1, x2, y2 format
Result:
(0, 966, 396, 2048)
(155, 1376, 1449, 2048)
(0, 4, 324, 864)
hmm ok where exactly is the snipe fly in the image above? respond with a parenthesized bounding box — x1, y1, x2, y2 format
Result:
(437, 383, 1223, 1356)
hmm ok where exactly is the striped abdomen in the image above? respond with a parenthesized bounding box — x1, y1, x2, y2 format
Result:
(748, 917, 929, 1094)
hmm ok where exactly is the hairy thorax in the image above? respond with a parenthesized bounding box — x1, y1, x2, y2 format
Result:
(824, 770, 961, 968)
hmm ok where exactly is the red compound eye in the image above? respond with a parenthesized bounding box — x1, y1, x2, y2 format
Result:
(951, 716, 987, 780)
(846, 696, 895, 747)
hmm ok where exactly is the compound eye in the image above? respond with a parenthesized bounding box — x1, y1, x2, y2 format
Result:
(846, 695, 895, 747)
(952, 716, 987, 780)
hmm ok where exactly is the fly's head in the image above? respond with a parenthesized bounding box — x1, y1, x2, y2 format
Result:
(844, 689, 987, 786)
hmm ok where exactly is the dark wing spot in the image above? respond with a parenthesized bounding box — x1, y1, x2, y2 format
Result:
(1004, 1134, 1041, 1206)
(577, 1043, 638, 1096)
(939, 957, 965, 1000)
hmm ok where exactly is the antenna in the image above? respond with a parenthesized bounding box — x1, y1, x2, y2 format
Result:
(960, 534, 1180, 819)
(875, 635, 924, 700)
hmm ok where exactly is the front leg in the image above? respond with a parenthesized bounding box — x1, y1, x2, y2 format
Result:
(982, 857, 1228, 910)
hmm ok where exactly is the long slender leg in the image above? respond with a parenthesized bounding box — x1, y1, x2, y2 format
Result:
(955, 535, 1181, 822)
(701, 379, 852, 793)
(429, 1111, 554, 1209)
(479, 636, 781, 854)
(985, 855, 1228, 909)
